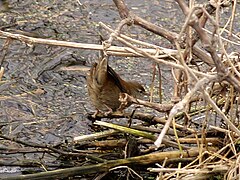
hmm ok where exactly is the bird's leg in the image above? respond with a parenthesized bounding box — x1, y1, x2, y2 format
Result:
(103, 104, 113, 116)
(92, 109, 100, 118)
(92, 105, 113, 118)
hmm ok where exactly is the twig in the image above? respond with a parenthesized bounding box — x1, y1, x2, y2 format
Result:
(0, 30, 170, 57)
(154, 75, 217, 148)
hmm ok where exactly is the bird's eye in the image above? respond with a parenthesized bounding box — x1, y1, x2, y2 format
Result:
(138, 89, 145, 94)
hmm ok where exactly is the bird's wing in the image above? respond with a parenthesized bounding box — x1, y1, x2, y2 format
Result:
(107, 65, 127, 93)
(94, 58, 108, 86)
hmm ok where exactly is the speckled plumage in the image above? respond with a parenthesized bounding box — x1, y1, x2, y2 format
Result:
(87, 58, 145, 113)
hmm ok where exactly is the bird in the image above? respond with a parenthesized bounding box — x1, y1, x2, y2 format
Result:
(87, 57, 146, 117)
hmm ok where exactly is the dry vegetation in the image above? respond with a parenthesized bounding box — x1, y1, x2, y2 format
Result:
(0, 0, 240, 179)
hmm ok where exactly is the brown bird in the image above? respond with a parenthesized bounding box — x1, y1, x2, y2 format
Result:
(87, 58, 146, 117)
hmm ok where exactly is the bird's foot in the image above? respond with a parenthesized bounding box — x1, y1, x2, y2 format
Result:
(92, 110, 100, 118)
(103, 107, 113, 116)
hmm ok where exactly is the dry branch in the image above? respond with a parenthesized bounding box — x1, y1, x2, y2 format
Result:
(1, 147, 216, 180)
(0, 30, 176, 57)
